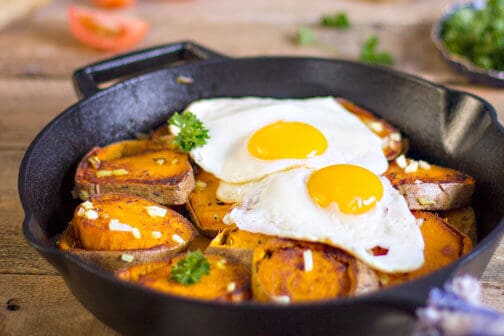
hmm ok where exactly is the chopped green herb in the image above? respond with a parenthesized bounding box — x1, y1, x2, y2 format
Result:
(168, 111, 209, 152)
(359, 35, 394, 65)
(296, 26, 316, 46)
(441, 0, 504, 71)
(170, 250, 210, 285)
(320, 13, 350, 29)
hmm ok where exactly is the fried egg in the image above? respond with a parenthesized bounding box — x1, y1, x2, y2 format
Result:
(187, 97, 388, 183)
(223, 165, 424, 272)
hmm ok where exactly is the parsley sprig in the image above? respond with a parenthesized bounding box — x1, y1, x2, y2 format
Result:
(170, 250, 210, 286)
(168, 111, 209, 152)
(359, 35, 394, 65)
(320, 13, 350, 29)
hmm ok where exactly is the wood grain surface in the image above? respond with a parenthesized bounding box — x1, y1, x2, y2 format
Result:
(0, 0, 502, 335)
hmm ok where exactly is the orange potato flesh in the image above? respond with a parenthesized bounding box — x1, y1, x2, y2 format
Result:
(77, 140, 191, 186)
(186, 170, 232, 237)
(135, 254, 251, 302)
(252, 240, 362, 302)
(336, 98, 402, 160)
(380, 211, 472, 286)
(70, 193, 195, 251)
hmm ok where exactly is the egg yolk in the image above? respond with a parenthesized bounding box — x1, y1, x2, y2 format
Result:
(248, 121, 328, 160)
(307, 164, 384, 215)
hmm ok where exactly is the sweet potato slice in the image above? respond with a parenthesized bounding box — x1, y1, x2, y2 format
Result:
(58, 193, 196, 271)
(379, 211, 472, 287)
(206, 225, 275, 268)
(383, 157, 475, 210)
(336, 98, 402, 161)
(252, 239, 379, 303)
(438, 206, 477, 244)
(75, 139, 194, 205)
(186, 170, 232, 237)
(119, 254, 251, 302)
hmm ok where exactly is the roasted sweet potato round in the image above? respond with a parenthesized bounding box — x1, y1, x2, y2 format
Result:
(379, 211, 472, 287)
(252, 239, 379, 303)
(75, 139, 194, 205)
(384, 158, 475, 210)
(186, 170, 231, 237)
(59, 193, 196, 271)
(118, 254, 251, 302)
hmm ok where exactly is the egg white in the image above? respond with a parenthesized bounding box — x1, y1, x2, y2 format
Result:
(187, 97, 388, 183)
(223, 168, 425, 273)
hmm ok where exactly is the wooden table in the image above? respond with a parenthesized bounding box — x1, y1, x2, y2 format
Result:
(0, 0, 502, 334)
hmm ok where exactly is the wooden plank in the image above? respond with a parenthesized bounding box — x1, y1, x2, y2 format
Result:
(0, 78, 75, 149)
(0, 274, 117, 336)
(0, 0, 463, 83)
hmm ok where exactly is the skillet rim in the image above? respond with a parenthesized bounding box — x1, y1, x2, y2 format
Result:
(19, 55, 504, 310)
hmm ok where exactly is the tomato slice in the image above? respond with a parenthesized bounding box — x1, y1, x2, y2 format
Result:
(68, 6, 149, 51)
(91, 0, 136, 9)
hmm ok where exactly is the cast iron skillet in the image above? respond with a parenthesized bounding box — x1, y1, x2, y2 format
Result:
(19, 41, 504, 336)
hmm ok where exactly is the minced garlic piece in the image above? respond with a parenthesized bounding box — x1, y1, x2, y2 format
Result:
(405, 160, 419, 173)
(196, 180, 207, 190)
(389, 133, 401, 141)
(109, 219, 133, 232)
(84, 209, 99, 220)
(216, 259, 227, 270)
(146, 206, 167, 218)
(153, 158, 166, 166)
(152, 231, 162, 239)
(303, 250, 313, 272)
(77, 207, 86, 217)
(227, 282, 236, 292)
(171, 158, 179, 165)
(120, 254, 134, 263)
(175, 75, 194, 85)
(419, 160, 431, 170)
(395, 155, 407, 169)
(96, 170, 113, 177)
(78, 190, 89, 201)
(416, 218, 425, 226)
(417, 196, 435, 206)
(172, 234, 185, 244)
(87, 156, 101, 169)
(368, 121, 384, 133)
(81, 201, 94, 210)
(112, 169, 129, 176)
(272, 295, 291, 304)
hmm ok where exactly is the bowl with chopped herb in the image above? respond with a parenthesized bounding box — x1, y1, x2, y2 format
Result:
(432, 0, 504, 87)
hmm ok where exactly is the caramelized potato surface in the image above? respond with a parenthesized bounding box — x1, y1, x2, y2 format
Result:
(252, 239, 379, 303)
(75, 139, 194, 205)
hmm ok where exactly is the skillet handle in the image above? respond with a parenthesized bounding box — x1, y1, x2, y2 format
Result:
(72, 41, 228, 99)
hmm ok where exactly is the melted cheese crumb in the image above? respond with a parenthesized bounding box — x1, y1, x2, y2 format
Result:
(303, 249, 313, 272)
(272, 295, 291, 304)
(146, 206, 167, 218)
(395, 155, 407, 169)
(227, 282, 236, 292)
(172, 234, 185, 244)
(84, 209, 99, 220)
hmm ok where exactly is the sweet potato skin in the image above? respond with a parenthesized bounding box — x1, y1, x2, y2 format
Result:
(59, 193, 196, 271)
(438, 206, 477, 244)
(186, 170, 231, 238)
(336, 98, 402, 160)
(384, 159, 475, 210)
(75, 139, 194, 205)
(252, 239, 379, 303)
(123, 254, 251, 302)
(379, 211, 472, 287)
(205, 225, 275, 268)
